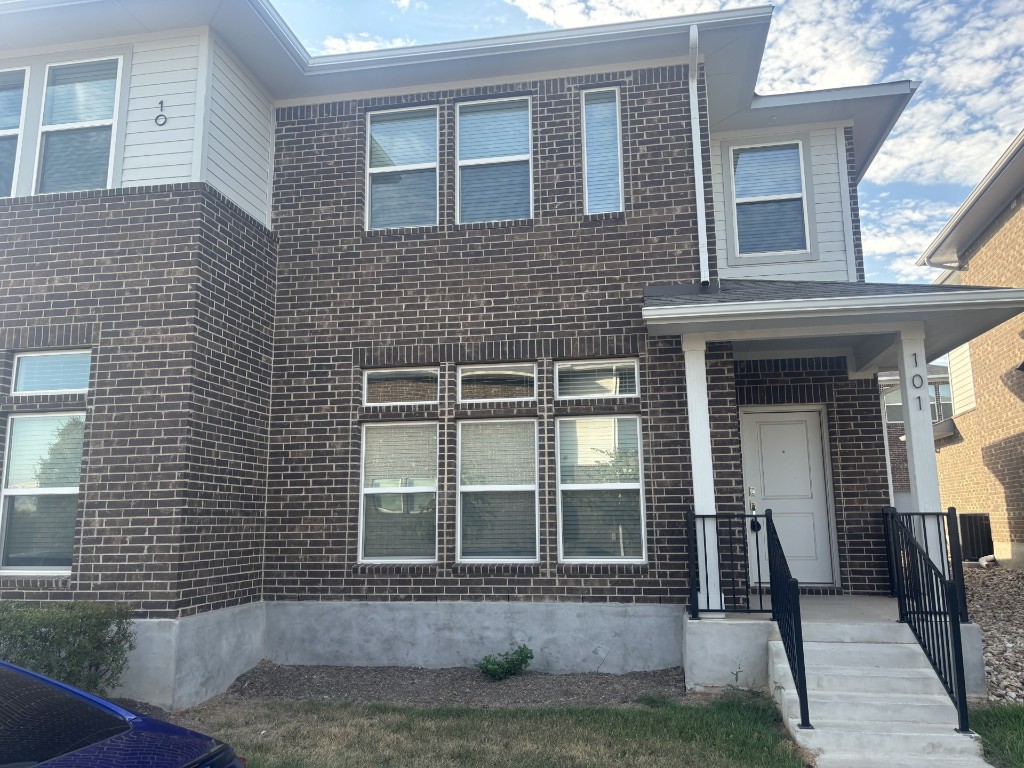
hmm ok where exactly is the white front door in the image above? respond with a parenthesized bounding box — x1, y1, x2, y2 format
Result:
(740, 408, 835, 585)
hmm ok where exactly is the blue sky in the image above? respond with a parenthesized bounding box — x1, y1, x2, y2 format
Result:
(273, 0, 1024, 285)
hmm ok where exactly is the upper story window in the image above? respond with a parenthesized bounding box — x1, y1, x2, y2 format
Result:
(13, 351, 91, 395)
(37, 59, 119, 194)
(582, 88, 623, 214)
(0, 69, 27, 198)
(367, 107, 438, 229)
(457, 98, 531, 224)
(730, 142, 809, 256)
(883, 382, 952, 424)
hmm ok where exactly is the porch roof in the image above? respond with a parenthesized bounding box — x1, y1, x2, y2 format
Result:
(642, 279, 1024, 373)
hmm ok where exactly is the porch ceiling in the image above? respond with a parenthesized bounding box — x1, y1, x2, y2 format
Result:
(643, 279, 1024, 373)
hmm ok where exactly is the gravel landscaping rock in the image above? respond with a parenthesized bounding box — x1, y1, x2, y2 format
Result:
(964, 566, 1024, 703)
(225, 660, 689, 708)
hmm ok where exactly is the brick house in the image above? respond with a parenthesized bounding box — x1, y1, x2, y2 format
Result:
(920, 129, 1024, 568)
(1, 1, 1023, 711)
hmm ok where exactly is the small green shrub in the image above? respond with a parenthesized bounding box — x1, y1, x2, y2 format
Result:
(0, 601, 136, 695)
(476, 644, 534, 681)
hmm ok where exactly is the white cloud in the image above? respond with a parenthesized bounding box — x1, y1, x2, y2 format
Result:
(860, 197, 959, 283)
(319, 33, 416, 55)
(393, 0, 412, 9)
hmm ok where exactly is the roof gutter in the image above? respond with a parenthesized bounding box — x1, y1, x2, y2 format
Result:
(688, 24, 710, 286)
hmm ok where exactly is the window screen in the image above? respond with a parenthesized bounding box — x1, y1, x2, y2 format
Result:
(361, 423, 437, 561)
(365, 369, 439, 405)
(38, 59, 118, 194)
(368, 108, 437, 229)
(558, 416, 643, 560)
(732, 144, 807, 254)
(13, 351, 91, 394)
(458, 99, 531, 223)
(582, 89, 622, 214)
(556, 360, 638, 399)
(2, 414, 85, 569)
(459, 364, 536, 402)
(0, 69, 25, 197)
(459, 420, 537, 560)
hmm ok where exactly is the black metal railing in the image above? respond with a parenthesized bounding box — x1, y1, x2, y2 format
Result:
(688, 511, 771, 617)
(765, 509, 812, 730)
(884, 507, 970, 733)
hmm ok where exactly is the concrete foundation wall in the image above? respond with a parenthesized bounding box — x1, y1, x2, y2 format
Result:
(683, 619, 772, 689)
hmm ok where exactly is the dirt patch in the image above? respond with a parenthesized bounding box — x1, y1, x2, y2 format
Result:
(222, 660, 692, 708)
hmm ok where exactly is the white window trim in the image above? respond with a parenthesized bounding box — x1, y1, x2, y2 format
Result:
(358, 421, 439, 564)
(32, 55, 123, 195)
(555, 414, 647, 564)
(0, 66, 29, 199)
(727, 138, 813, 261)
(456, 418, 539, 563)
(365, 105, 440, 231)
(0, 411, 84, 575)
(457, 363, 538, 404)
(363, 367, 440, 406)
(554, 358, 640, 400)
(456, 96, 533, 225)
(580, 86, 624, 215)
(11, 350, 91, 395)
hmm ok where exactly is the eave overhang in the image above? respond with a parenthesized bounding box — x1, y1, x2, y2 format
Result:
(643, 288, 1024, 372)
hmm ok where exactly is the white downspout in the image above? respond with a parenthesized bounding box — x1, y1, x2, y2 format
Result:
(689, 24, 711, 287)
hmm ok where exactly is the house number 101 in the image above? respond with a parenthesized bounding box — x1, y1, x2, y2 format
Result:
(909, 352, 925, 411)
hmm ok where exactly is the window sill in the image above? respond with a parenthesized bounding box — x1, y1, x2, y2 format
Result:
(727, 249, 817, 267)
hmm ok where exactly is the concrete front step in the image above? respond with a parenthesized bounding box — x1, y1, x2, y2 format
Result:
(798, 621, 916, 645)
(801, 640, 934, 668)
(791, 719, 982, 757)
(798, 663, 949, 695)
(814, 753, 991, 768)
(782, 689, 957, 724)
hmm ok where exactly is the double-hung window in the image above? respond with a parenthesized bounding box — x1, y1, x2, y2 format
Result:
(458, 420, 538, 562)
(367, 107, 438, 229)
(37, 58, 119, 194)
(360, 422, 438, 562)
(0, 69, 27, 198)
(2, 413, 85, 570)
(457, 98, 531, 223)
(557, 415, 644, 562)
(581, 88, 623, 214)
(730, 142, 809, 256)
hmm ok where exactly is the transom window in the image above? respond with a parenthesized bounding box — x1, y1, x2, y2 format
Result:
(0, 69, 27, 198)
(730, 142, 808, 255)
(458, 363, 536, 403)
(457, 98, 532, 224)
(367, 107, 438, 229)
(37, 58, 119, 194)
(364, 368, 439, 405)
(1, 413, 85, 571)
(557, 416, 645, 562)
(582, 88, 623, 214)
(12, 351, 91, 395)
(555, 360, 638, 399)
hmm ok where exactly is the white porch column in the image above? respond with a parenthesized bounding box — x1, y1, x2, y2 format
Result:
(683, 334, 722, 610)
(896, 327, 946, 571)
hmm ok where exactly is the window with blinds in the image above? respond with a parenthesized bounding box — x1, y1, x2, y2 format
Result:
(367, 107, 438, 229)
(555, 360, 638, 399)
(582, 88, 622, 214)
(37, 59, 119, 194)
(0, 69, 26, 198)
(457, 98, 531, 223)
(365, 368, 439, 405)
(13, 351, 91, 394)
(458, 420, 538, 561)
(1, 413, 85, 570)
(458, 363, 536, 403)
(731, 143, 808, 255)
(360, 422, 438, 561)
(557, 416, 644, 561)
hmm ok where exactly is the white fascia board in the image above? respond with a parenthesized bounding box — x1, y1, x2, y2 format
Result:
(918, 128, 1024, 270)
(643, 288, 1024, 326)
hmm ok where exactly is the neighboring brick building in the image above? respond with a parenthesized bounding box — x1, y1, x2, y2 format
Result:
(920, 129, 1024, 567)
(1, 1, 1023, 710)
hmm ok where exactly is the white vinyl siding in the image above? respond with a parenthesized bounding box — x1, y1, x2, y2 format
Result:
(948, 343, 976, 415)
(0, 68, 27, 197)
(582, 88, 622, 214)
(120, 34, 201, 187)
(457, 98, 532, 224)
(205, 37, 274, 225)
(713, 125, 854, 281)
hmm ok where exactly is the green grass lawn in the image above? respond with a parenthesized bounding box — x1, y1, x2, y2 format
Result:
(972, 703, 1024, 768)
(178, 691, 809, 768)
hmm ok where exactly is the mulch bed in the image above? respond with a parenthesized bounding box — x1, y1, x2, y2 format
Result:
(964, 566, 1024, 703)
